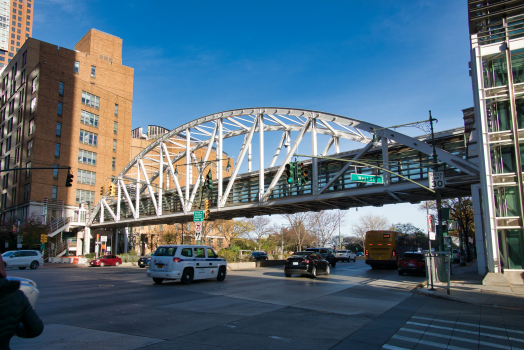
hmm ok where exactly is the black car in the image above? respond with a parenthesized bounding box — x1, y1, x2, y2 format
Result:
(284, 251, 330, 278)
(138, 256, 151, 268)
(305, 247, 337, 267)
(251, 251, 268, 261)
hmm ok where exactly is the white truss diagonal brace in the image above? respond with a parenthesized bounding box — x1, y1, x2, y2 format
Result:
(102, 199, 117, 222)
(262, 118, 312, 202)
(138, 159, 159, 216)
(118, 178, 137, 219)
(161, 142, 187, 214)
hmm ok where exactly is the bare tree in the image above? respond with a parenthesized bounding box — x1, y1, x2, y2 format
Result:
(351, 213, 389, 248)
(248, 217, 273, 251)
(309, 210, 348, 247)
(281, 212, 312, 251)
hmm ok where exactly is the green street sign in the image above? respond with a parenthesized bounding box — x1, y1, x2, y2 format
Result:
(350, 173, 383, 184)
(193, 210, 204, 222)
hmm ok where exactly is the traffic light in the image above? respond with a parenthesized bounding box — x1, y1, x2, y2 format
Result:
(204, 199, 210, 220)
(107, 183, 116, 196)
(298, 162, 309, 184)
(285, 163, 296, 184)
(100, 185, 105, 195)
(205, 170, 213, 189)
(40, 234, 48, 243)
(65, 171, 74, 187)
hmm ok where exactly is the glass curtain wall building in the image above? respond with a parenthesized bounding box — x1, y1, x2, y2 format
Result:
(469, 0, 524, 284)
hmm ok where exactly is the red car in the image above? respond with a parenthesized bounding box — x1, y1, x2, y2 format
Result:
(90, 255, 122, 267)
(398, 252, 426, 276)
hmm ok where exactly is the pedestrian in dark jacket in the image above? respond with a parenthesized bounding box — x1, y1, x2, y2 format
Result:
(0, 255, 44, 350)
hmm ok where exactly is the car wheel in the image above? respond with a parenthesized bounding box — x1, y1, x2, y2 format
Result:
(181, 268, 194, 285)
(115, 262, 120, 266)
(310, 266, 317, 278)
(331, 261, 336, 268)
(398, 270, 403, 276)
(285, 273, 292, 277)
(29, 261, 39, 270)
(217, 266, 226, 281)
(153, 278, 164, 284)
(325, 264, 330, 275)
(100, 262, 105, 267)
(19, 267, 26, 270)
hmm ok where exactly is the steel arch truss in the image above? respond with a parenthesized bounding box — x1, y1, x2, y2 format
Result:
(88, 107, 479, 227)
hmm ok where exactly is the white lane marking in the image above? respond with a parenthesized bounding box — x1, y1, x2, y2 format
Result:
(407, 321, 524, 343)
(391, 334, 470, 350)
(382, 344, 411, 350)
(412, 316, 524, 336)
(399, 327, 522, 350)
(269, 336, 291, 342)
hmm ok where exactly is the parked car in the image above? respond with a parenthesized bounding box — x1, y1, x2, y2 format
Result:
(284, 251, 330, 278)
(355, 252, 364, 256)
(138, 255, 151, 268)
(335, 250, 356, 262)
(146, 245, 227, 284)
(452, 249, 460, 263)
(89, 255, 122, 267)
(398, 252, 426, 276)
(305, 247, 337, 267)
(2, 250, 43, 270)
(6, 276, 39, 309)
(251, 251, 268, 261)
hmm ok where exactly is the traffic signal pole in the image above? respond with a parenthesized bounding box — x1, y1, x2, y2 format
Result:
(429, 111, 444, 252)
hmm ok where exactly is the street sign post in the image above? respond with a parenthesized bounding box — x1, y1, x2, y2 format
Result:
(195, 222, 202, 233)
(350, 173, 384, 184)
(428, 214, 436, 240)
(428, 171, 446, 189)
(194, 210, 204, 222)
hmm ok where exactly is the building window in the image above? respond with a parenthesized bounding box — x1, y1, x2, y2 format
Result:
(5, 136, 10, 152)
(56, 122, 61, 136)
(26, 139, 32, 156)
(77, 169, 96, 185)
(11, 187, 16, 205)
(81, 91, 99, 109)
(78, 149, 97, 166)
(28, 119, 34, 135)
(14, 147, 19, 164)
(79, 130, 98, 147)
(112, 157, 116, 171)
(113, 121, 117, 135)
(76, 189, 94, 204)
(13, 167, 17, 184)
(23, 184, 29, 200)
(80, 110, 98, 128)
(3, 154, 8, 170)
(57, 102, 62, 116)
(52, 185, 57, 199)
(74, 61, 79, 74)
(30, 97, 35, 113)
(90, 65, 96, 78)
(114, 103, 118, 117)
(7, 118, 12, 132)
(25, 161, 30, 178)
(113, 139, 116, 152)
(21, 69, 25, 83)
(58, 81, 64, 96)
(3, 174, 8, 189)
(22, 50, 26, 65)
(19, 88, 24, 103)
(31, 76, 36, 92)
(2, 193, 6, 209)
(54, 143, 60, 157)
(53, 164, 59, 179)
(9, 100, 14, 114)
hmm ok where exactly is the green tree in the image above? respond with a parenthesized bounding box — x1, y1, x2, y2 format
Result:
(20, 214, 48, 248)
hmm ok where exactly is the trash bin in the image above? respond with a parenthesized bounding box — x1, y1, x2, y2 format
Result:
(425, 252, 450, 283)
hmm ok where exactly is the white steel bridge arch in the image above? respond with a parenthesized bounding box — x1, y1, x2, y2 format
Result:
(87, 107, 479, 227)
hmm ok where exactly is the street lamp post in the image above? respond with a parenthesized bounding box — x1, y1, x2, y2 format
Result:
(428, 111, 444, 252)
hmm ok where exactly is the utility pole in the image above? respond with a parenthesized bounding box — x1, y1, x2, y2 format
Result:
(429, 111, 444, 251)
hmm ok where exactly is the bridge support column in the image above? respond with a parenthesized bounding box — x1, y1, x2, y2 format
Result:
(83, 227, 91, 255)
(471, 184, 487, 275)
(124, 227, 129, 253)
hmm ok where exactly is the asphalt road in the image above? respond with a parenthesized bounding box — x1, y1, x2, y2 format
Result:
(6, 261, 524, 350)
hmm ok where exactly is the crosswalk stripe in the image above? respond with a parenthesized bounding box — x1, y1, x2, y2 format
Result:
(399, 327, 522, 350)
(382, 344, 410, 350)
(406, 321, 523, 342)
(391, 334, 470, 350)
(411, 316, 524, 336)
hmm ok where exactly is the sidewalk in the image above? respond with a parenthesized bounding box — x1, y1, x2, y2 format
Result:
(417, 259, 524, 310)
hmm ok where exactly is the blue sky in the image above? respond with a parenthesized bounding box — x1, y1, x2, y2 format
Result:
(34, 0, 473, 235)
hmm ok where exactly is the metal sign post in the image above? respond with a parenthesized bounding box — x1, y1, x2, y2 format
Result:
(195, 222, 202, 244)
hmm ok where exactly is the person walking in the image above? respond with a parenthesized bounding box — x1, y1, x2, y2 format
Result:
(0, 255, 44, 350)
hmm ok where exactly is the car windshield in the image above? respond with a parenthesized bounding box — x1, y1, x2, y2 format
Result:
(1, 252, 14, 257)
(402, 253, 423, 259)
(153, 246, 177, 256)
(292, 252, 311, 256)
(336, 250, 347, 253)
(102, 255, 111, 259)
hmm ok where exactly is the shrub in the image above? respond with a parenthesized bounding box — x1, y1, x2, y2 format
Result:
(118, 253, 139, 263)
(85, 253, 96, 260)
(217, 248, 238, 262)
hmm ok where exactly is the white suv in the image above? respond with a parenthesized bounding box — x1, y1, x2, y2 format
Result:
(2, 250, 44, 270)
(335, 250, 356, 262)
(146, 245, 227, 284)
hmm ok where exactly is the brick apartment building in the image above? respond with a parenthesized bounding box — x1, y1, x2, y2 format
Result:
(0, 29, 133, 245)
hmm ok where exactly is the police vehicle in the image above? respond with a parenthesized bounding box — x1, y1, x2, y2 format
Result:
(146, 245, 227, 284)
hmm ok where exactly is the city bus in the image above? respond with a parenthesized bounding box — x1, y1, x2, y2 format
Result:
(365, 230, 419, 269)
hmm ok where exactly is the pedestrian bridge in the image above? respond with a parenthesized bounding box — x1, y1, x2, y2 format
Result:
(87, 108, 480, 229)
